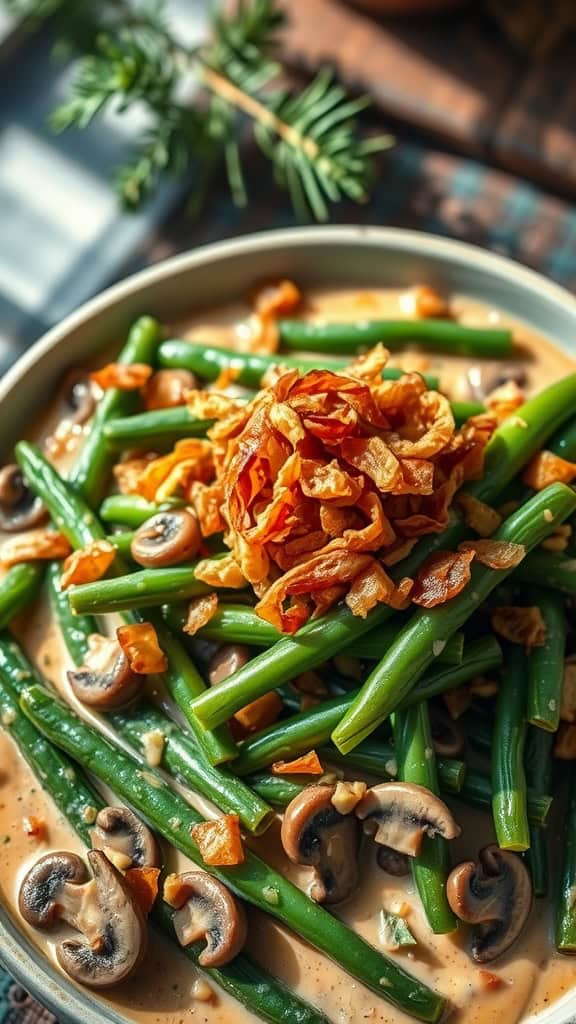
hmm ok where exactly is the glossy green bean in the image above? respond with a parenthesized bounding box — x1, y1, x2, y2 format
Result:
(0, 563, 44, 629)
(492, 645, 529, 851)
(69, 564, 211, 613)
(278, 319, 513, 358)
(456, 770, 551, 827)
(332, 483, 576, 753)
(158, 338, 440, 390)
(526, 588, 566, 732)
(70, 316, 162, 505)
(524, 727, 553, 898)
(103, 407, 214, 451)
(514, 551, 576, 597)
(99, 494, 184, 527)
(323, 741, 465, 794)
(556, 764, 576, 953)
(21, 685, 445, 1023)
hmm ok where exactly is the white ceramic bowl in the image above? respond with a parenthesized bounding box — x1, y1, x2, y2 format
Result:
(2, 226, 576, 1024)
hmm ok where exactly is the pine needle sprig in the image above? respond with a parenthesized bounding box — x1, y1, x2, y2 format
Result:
(3, 0, 393, 220)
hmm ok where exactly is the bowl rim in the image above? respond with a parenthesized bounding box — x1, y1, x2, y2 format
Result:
(2, 223, 576, 1024)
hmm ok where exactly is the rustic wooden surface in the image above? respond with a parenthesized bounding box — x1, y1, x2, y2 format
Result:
(281, 0, 576, 194)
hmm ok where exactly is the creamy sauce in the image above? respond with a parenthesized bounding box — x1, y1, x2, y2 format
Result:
(1, 286, 576, 1024)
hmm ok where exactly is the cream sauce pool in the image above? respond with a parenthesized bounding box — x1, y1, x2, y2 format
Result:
(1, 285, 576, 1024)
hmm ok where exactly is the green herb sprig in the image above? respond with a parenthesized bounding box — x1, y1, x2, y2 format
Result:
(5, 0, 392, 219)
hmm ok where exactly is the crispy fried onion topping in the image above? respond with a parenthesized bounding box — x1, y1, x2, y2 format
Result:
(127, 355, 495, 632)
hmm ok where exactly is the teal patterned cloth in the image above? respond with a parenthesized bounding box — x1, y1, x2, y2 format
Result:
(2, 134, 576, 1023)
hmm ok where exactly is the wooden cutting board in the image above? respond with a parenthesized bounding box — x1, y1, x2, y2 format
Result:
(280, 0, 576, 195)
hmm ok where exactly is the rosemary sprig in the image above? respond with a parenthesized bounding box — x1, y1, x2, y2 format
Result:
(4, 0, 392, 220)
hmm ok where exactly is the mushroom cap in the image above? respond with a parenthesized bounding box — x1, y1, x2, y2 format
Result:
(376, 845, 410, 877)
(67, 635, 140, 710)
(19, 851, 88, 928)
(208, 644, 250, 687)
(355, 781, 461, 857)
(429, 706, 466, 758)
(91, 806, 161, 869)
(447, 844, 532, 963)
(165, 871, 247, 967)
(56, 850, 148, 988)
(130, 509, 201, 569)
(0, 464, 48, 533)
(63, 373, 96, 426)
(281, 784, 360, 904)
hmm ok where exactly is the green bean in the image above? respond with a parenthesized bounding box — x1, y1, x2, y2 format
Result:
(233, 637, 501, 776)
(462, 708, 492, 755)
(331, 483, 576, 754)
(158, 338, 440, 390)
(556, 764, 576, 953)
(69, 565, 211, 613)
(514, 551, 576, 597)
(492, 645, 529, 851)
(20, 444, 234, 765)
(195, 604, 465, 665)
(103, 407, 214, 451)
(394, 703, 457, 933)
(548, 414, 576, 460)
(455, 770, 551, 827)
(15, 441, 108, 548)
(451, 400, 486, 425)
(191, 375, 576, 733)
(106, 530, 135, 558)
(99, 494, 184, 527)
(21, 685, 445, 1023)
(525, 727, 553, 898)
(0, 636, 100, 845)
(0, 563, 44, 629)
(47, 562, 97, 665)
(278, 319, 514, 358)
(322, 741, 465, 794)
(0, 646, 328, 1024)
(248, 772, 306, 807)
(70, 316, 162, 506)
(526, 588, 566, 731)
(110, 703, 272, 834)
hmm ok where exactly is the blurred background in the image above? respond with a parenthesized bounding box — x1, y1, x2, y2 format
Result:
(1, 0, 576, 378)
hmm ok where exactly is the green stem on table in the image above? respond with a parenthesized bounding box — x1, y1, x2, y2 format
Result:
(556, 764, 576, 953)
(158, 338, 440, 390)
(190, 376, 576, 734)
(0, 649, 328, 1024)
(70, 316, 162, 506)
(0, 563, 45, 629)
(99, 494, 184, 528)
(331, 483, 576, 754)
(232, 637, 502, 776)
(21, 685, 445, 1024)
(278, 319, 513, 358)
(394, 703, 457, 933)
(524, 726, 554, 898)
(103, 407, 214, 451)
(492, 645, 529, 851)
(526, 588, 566, 732)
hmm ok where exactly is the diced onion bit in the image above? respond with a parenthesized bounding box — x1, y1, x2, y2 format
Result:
(183, 594, 219, 637)
(60, 539, 117, 589)
(91, 362, 153, 390)
(125, 355, 496, 633)
(117, 622, 168, 675)
(458, 539, 525, 570)
(141, 729, 165, 767)
(331, 780, 367, 815)
(272, 751, 324, 776)
(0, 530, 71, 568)
(523, 450, 576, 491)
(191, 815, 245, 866)
(491, 606, 547, 648)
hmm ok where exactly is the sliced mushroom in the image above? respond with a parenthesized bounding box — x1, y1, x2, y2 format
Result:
(355, 781, 461, 857)
(0, 465, 47, 532)
(68, 634, 140, 710)
(430, 705, 466, 758)
(130, 509, 201, 568)
(281, 784, 360, 904)
(91, 806, 161, 869)
(164, 871, 246, 967)
(208, 644, 249, 687)
(62, 373, 96, 426)
(467, 364, 527, 402)
(377, 845, 410, 877)
(447, 845, 532, 962)
(19, 849, 147, 987)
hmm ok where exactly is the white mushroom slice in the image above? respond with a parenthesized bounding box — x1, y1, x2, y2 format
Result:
(164, 871, 246, 967)
(355, 781, 461, 857)
(91, 806, 161, 869)
(280, 784, 360, 904)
